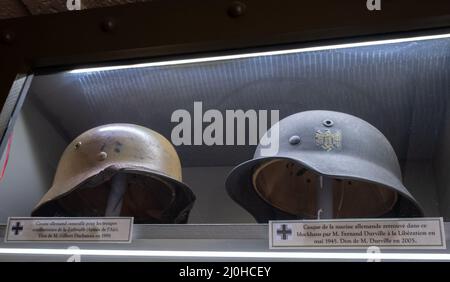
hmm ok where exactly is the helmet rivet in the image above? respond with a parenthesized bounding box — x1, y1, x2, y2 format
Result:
(75, 142, 82, 149)
(98, 152, 108, 161)
(289, 135, 301, 145)
(323, 119, 334, 127)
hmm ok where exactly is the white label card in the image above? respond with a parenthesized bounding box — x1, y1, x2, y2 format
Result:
(5, 217, 133, 243)
(270, 218, 446, 249)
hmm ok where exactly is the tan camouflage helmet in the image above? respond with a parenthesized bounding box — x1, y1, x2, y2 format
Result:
(32, 124, 195, 223)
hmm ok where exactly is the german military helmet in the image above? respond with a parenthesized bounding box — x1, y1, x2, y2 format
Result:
(226, 110, 424, 223)
(32, 124, 195, 224)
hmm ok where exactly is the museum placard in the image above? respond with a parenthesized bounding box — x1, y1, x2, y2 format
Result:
(5, 217, 133, 243)
(269, 218, 446, 249)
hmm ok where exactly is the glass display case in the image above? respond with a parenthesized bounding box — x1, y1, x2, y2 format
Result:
(0, 0, 449, 262)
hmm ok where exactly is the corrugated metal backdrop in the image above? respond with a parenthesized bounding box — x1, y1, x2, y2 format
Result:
(25, 37, 450, 167)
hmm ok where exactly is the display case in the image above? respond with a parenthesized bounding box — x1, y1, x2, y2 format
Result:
(0, 0, 450, 262)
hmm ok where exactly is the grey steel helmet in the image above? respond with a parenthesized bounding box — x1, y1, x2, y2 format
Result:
(226, 110, 424, 223)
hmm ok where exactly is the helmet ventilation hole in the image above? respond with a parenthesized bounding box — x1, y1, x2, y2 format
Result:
(323, 119, 334, 127)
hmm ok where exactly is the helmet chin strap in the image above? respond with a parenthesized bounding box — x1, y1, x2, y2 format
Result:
(317, 175, 333, 219)
(105, 173, 127, 216)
